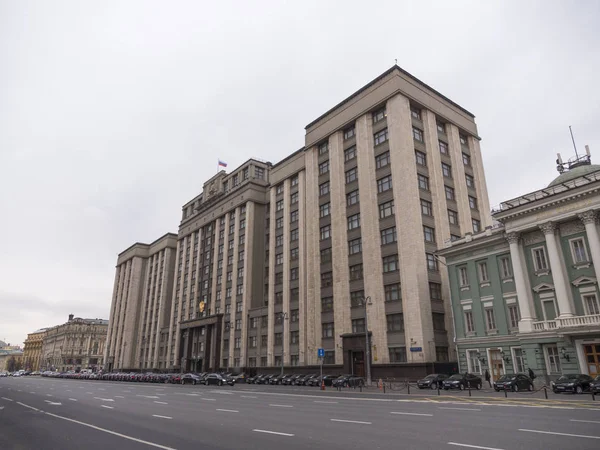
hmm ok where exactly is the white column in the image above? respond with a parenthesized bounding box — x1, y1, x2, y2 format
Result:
(579, 211, 600, 282)
(505, 233, 534, 331)
(539, 222, 574, 317)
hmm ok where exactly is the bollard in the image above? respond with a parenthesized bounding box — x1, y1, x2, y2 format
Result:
(592, 391, 595, 401)
(383, 383, 386, 394)
(360, 385, 362, 393)
(437, 385, 440, 396)
(504, 388, 508, 398)
(468, 382, 471, 397)
(407, 381, 410, 395)
(544, 386, 548, 399)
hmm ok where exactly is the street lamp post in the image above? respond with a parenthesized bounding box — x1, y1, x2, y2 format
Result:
(279, 312, 288, 377)
(361, 296, 372, 386)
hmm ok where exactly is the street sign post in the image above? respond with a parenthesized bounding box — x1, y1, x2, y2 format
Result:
(318, 348, 324, 388)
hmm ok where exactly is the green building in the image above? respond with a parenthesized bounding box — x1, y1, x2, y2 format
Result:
(438, 153, 600, 384)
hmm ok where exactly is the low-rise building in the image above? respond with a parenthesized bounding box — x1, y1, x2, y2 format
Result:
(0, 349, 24, 372)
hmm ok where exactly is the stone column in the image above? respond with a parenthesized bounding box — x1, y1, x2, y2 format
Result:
(506, 233, 534, 331)
(579, 211, 600, 283)
(539, 222, 574, 317)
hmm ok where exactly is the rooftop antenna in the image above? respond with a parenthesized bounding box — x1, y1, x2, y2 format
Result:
(569, 125, 578, 158)
(395, 58, 397, 65)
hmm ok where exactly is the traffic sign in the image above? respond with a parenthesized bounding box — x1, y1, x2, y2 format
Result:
(318, 348, 325, 358)
(409, 347, 423, 352)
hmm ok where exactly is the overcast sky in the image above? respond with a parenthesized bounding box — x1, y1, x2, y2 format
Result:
(1, 0, 598, 347)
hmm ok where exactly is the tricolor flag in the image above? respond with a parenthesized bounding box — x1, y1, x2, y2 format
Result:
(218, 159, 228, 168)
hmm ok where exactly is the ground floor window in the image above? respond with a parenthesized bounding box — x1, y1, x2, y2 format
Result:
(436, 346, 449, 362)
(466, 349, 482, 374)
(545, 345, 561, 373)
(512, 347, 525, 373)
(389, 347, 407, 363)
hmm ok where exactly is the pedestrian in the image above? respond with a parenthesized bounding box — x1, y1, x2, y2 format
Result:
(528, 367, 536, 380)
(485, 369, 491, 387)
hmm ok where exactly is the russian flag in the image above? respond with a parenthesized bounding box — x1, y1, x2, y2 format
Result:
(218, 159, 228, 168)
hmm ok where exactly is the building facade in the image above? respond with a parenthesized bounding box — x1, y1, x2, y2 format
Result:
(23, 329, 47, 371)
(107, 65, 492, 377)
(438, 154, 600, 383)
(0, 349, 24, 372)
(104, 233, 178, 371)
(41, 315, 108, 372)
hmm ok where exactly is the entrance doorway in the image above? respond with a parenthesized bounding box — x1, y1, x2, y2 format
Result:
(584, 344, 600, 377)
(351, 351, 365, 377)
(489, 349, 504, 381)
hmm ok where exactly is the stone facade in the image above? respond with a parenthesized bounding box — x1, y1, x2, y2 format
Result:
(23, 329, 47, 371)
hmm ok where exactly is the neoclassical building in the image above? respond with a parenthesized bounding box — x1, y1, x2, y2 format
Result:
(23, 328, 47, 371)
(439, 153, 600, 382)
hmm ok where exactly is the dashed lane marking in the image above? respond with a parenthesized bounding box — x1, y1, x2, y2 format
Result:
(519, 429, 600, 440)
(241, 395, 258, 399)
(439, 407, 481, 412)
(16, 402, 38, 412)
(252, 429, 294, 437)
(390, 412, 433, 416)
(101, 405, 114, 409)
(216, 409, 239, 413)
(154, 401, 168, 405)
(570, 419, 600, 424)
(448, 443, 505, 450)
(330, 419, 371, 425)
(269, 404, 293, 408)
(1, 397, 13, 402)
(152, 415, 172, 420)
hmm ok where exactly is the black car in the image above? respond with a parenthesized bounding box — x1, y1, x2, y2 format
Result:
(552, 374, 594, 394)
(282, 374, 302, 385)
(443, 373, 482, 390)
(417, 374, 449, 390)
(493, 373, 533, 392)
(181, 373, 202, 385)
(332, 375, 365, 388)
(204, 373, 234, 386)
(589, 375, 600, 394)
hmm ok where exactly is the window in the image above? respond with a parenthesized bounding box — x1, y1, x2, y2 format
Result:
(429, 282, 442, 301)
(583, 294, 600, 315)
(232, 174, 239, 186)
(344, 145, 357, 161)
(324, 350, 335, 364)
(442, 163, 452, 178)
(352, 318, 365, 333)
(374, 128, 388, 146)
(291, 175, 298, 186)
(439, 140, 449, 155)
(290, 267, 298, 280)
(290, 228, 298, 241)
(571, 238, 589, 263)
(320, 248, 332, 263)
(421, 199, 433, 216)
(532, 247, 548, 271)
(478, 261, 489, 282)
(321, 271, 333, 287)
(290, 309, 299, 322)
(372, 107, 386, 123)
(322, 322, 334, 338)
(379, 200, 394, 218)
(448, 209, 458, 225)
(382, 254, 399, 272)
(255, 167, 264, 179)
(349, 264, 363, 280)
(377, 175, 393, 193)
(290, 331, 299, 345)
(467, 196, 477, 210)
(436, 346, 449, 362)
(235, 319, 242, 330)
(260, 356, 267, 367)
(228, 240, 234, 250)
(239, 234, 245, 246)
(290, 288, 299, 302)
(389, 347, 407, 363)
(466, 349, 481, 374)
(513, 348, 525, 373)
(546, 345, 561, 373)
(238, 250, 245, 261)
(319, 160, 329, 175)
(344, 126, 355, 140)
(274, 333, 283, 346)
(275, 273, 283, 284)
(423, 226, 435, 243)
(350, 290, 365, 307)
(464, 311, 475, 333)
(412, 127, 424, 142)
(485, 308, 497, 331)
(237, 267, 244, 279)
(462, 152, 471, 166)
(347, 213, 360, 230)
(348, 238, 362, 255)
(460, 134, 468, 146)
(229, 224, 235, 235)
(276, 217, 283, 229)
(385, 283, 401, 302)
(445, 185, 455, 200)
(276, 184, 283, 195)
(381, 227, 397, 245)
(291, 192, 298, 204)
(276, 235, 283, 246)
(418, 174, 429, 191)
(387, 313, 404, 332)
(319, 203, 330, 218)
(290, 247, 299, 261)
(410, 106, 421, 120)
(345, 167, 358, 184)
(290, 210, 298, 223)
(320, 225, 331, 240)
(415, 150, 427, 166)
(321, 296, 333, 312)
(466, 174, 475, 188)
(459, 266, 469, 287)
(499, 257, 512, 278)
(240, 218, 246, 229)
(250, 317, 258, 329)
(319, 181, 330, 196)
(318, 142, 329, 155)
(376, 151, 390, 169)
(347, 189, 359, 206)
(432, 313, 445, 331)
(436, 121, 446, 134)
(426, 253, 438, 271)
(508, 304, 520, 329)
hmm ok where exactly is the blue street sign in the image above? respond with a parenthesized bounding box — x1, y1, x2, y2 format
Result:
(409, 347, 423, 352)
(318, 348, 325, 358)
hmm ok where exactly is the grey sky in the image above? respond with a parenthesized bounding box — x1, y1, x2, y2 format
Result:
(1, 0, 598, 347)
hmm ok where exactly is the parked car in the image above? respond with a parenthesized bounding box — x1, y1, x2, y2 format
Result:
(204, 373, 234, 386)
(589, 375, 600, 394)
(443, 373, 482, 390)
(493, 374, 533, 392)
(181, 373, 202, 385)
(417, 374, 449, 390)
(552, 374, 594, 394)
(332, 375, 365, 388)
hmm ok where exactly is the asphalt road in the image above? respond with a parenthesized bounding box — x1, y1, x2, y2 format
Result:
(1, 377, 600, 450)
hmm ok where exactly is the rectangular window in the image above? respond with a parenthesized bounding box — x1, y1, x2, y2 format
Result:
(260, 334, 267, 346)
(459, 267, 469, 287)
(384, 284, 401, 302)
(291, 192, 298, 204)
(442, 162, 452, 178)
(348, 238, 362, 255)
(324, 351, 335, 365)
(466, 174, 475, 188)
(421, 199, 433, 216)
(319, 160, 329, 175)
(320, 248, 332, 263)
(583, 294, 600, 315)
(276, 217, 283, 229)
(372, 107, 386, 123)
(436, 121, 446, 134)
(499, 257, 512, 278)
(412, 127, 424, 142)
(290, 247, 299, 260)
(320, 224, 331, 240)
(387, 313, 404, 332)
(275, 235, 283, 246)
(379, 200, 394, 219)
(346, 189, 359, 206)
(381, 227, 397, 245)
(344, 145, 357, 162)
(318, 142, 329, 155)
(445, 185, 455, 200)
(432, 313, 445, 331)
(290, 267, 298, 280)
(464, 311, 475, 333)
(290, 228, 298, 241)
(275, 273, 283, 284)
(382, 254, 399, 272)
(460, 134, 468, 146)
(290, 288, 299, 302)
(319, 203, 330, 218)
(347, 213, 360, 230)
(426, 253, 438, 271)
(376, 151, 390, 169)
(274, 333, 283, 346)
(571, 238, 589, 263)
(291, 175, 298, 186)
(469, 196, 478, 210)
(429, 282, 442, 301)
(274, 292, 282, 305)
(546, 345, 561, 373)
(344, 126, 355, 140)
(321, 271, 333, 287)
(321, 296, 333, 313)
(478, 261, 489, 282)
(322, 322, 334, 338)
(532, 247, 548, 271)
(235, 319, 242, 330)
(290, 309, 299, 322)
(276, 184, 284, 195)
(349, 264, 363, 281)
(485, 308, 497, 331)
(448, 209, 459, 225)
(508, 304, 520, 329)
(374, 128, 388, 146)
(415, 150, 427, 166)
(389, 347, 407, 363)
(513, 348, 525, 373)
(439, 140, 449, 155)
(319, 181, 330, 196)
(345, 167, 358, 184)
(255, 167, 264, 179)
(423, 226, 435, 243)
(350, 290, 365, 308)
(352, 318, 365, 333)
(462, 153, 471, 166)
(377, 175, 393, 193)
(290, 331, 299, 345)
(276, 200, 284, 211)
(418, 174, 429, 191)
(410, 106, 421, 120)
(290, 210, 298, 223)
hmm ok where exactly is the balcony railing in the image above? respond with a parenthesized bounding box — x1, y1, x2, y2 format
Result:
(532, 314, 600, 331)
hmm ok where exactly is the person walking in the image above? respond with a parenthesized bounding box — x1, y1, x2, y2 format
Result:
(485, 369, 491, 387)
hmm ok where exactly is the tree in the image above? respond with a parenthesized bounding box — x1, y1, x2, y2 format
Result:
(6, 356, 22, 372)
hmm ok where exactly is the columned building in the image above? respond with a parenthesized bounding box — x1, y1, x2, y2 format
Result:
(438, 153, 600, 382)
(23, 328, 47, 371)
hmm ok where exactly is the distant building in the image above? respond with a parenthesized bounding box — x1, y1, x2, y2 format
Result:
(438, 150, 600, 382)
(23, 329, 48, 371)
(0, 349, 24, 372)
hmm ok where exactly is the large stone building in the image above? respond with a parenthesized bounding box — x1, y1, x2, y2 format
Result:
(106, 65, 491, 377)
(438, 151, 600, 383)
(23, 328, 47, 371)
(42, 315, 108, 372)
(0, 348, 23, 372)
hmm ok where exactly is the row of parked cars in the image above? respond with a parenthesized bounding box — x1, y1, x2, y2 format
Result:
(245, 373, 365, 388)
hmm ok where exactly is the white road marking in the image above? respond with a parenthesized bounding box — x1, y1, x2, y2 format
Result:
(519, 429, 600, 440)
(154, 401, 168, 405)
(570, 419, 600, 424)
(216, 409, 239, 413)
(241, 395, 258, 399)
(252, 429, 294, 437)
(1, 397, 14, 402)
(201, 398, 216, 401)
(98, 388, 106, 391)
(115, 395, 125, 398)
(156, 393, 167, 396)
(330, 419, 372, 425)
(314, 401, 338, 404)
(210, 390, 233, 395)
(69, 398, 77, 402)
(448, 443, 505, 450)
(66, 390, 72, 392)
(123, 390, 131, 393)
(269, 404, 293, 408)
(44, 410, 177, 450)
(44, 400, 62, 406)
(439, 407, 481, 411)
(152, 415, 172, 420)
(390, 412, 433, 416)
(17, 402, 38, 411)
(18, 389, 22, 392)
(86, 392, 93, 395)
(93, 397, 115, 402)
(137, 395, 160, 399)
(46, 394, 53, 397)
(30, 392, 36, 394)
(101, 405, 114, 409)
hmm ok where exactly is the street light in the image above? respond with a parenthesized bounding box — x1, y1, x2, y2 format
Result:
(278, 312, 288, 377)
(360, 296, 372, 386)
